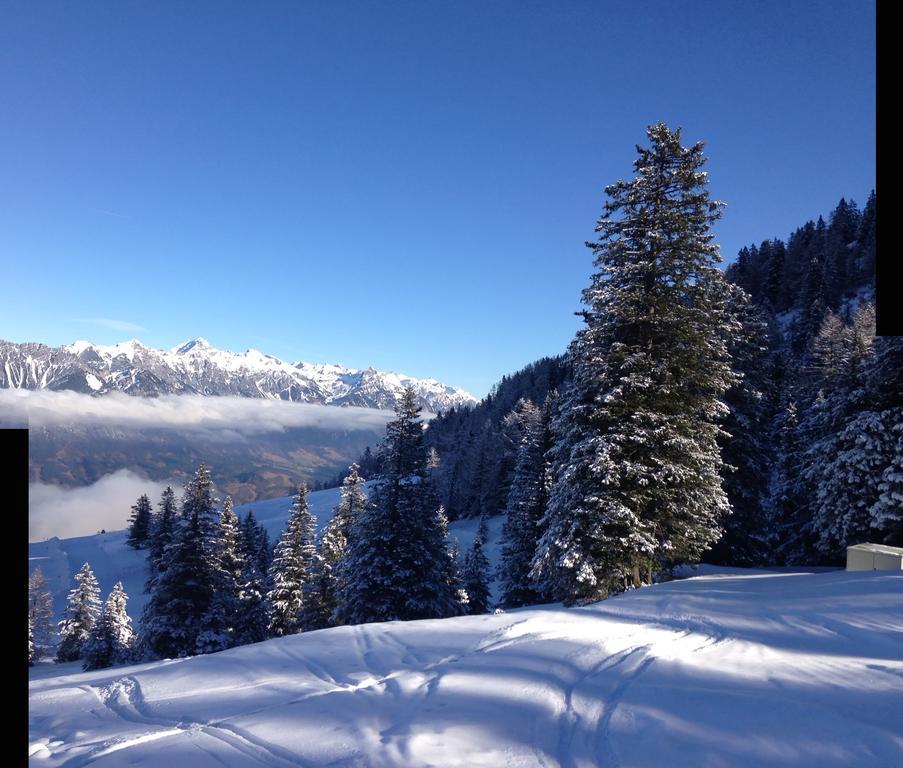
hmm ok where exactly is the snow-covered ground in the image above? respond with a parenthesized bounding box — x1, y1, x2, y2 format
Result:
(29, 487, 903, 765)
(30, 567, 903, 767)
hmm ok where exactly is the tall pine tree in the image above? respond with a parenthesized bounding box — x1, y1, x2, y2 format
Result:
(196, 496, 244, 653)
(147, 486, 177, 579)
(533, 123, 738, 603)
(823, 198, 860, 309)
(498, 395, 555, 608)
(234, 510, 271, 645)
(302, 465, 367, 630)
(707, 285, 774, 566)
(334, 386, 459, 624)
(139, 464, 220, 658)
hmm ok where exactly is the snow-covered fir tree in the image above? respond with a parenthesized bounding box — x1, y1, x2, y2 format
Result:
(56, 562, 102, 662)
(822, 197, 860, 310)
(240, 510, 272, 578)
(765, 300, 903, 564)
(791, 220, 828, 356)
(447, 536, 469, 611)
(256, 526, 272, 575)
(139, 464, 220, 658)
(866, 335, 903, 547)
(707, 285, 774, 566)
(790, 311, 903, 560)
(28, 566, 55, 658)
(147, 486, 177, 579)
(196, 496, 244, 653)
(462, 514, 491, 614)
(856, 190, 876, 284)
(794, 304, 872, 560)
(498, 395, 555, 608)
(266, 484, 317, 637)
(464, 420, 506, 520)
(438, 505, 469, 615)
(334, 463, 367, 542)
(127, 494, 153, 549)
(233, 510, 271, 645)
(807, 408, 898, 558)
(300, 544, 333, 631)
(770, 395, 809, 561)
(83, 582, 135, 670)
(302, 466, 366, 630)
(334, 386, 460, 624)
(533, 123, 738, 603)
(872, 420, 903, 546)
(866, 333, 903, 415)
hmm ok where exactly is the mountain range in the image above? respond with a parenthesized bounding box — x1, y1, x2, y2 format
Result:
(0, 338, 475, 412)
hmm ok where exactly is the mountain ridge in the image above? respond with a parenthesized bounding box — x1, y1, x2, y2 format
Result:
(1, 337, 475, 413)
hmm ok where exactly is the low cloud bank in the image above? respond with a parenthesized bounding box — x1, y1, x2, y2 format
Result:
(2, 389, 396, 435)
(29, 469, 173, 542)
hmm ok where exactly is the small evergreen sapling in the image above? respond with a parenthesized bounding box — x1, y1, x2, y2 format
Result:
(127, 494, 153, 549)
(447, 537, 469, 611)
(462, 515, 492, 614)
(28, 566, 55, 659)
(28, 615, 36, 666)
(266, 484, 317, 637)
(56, 562, 102, 662)
(83, 582, 135, 670)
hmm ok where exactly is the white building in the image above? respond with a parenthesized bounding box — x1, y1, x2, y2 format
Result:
(846, 543, 903, 571)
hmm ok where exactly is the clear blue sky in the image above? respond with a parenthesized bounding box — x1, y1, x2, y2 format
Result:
(0, 1, 875, 398)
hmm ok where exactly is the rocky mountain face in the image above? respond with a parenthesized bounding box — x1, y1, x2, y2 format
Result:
(0, 338, 475, 412)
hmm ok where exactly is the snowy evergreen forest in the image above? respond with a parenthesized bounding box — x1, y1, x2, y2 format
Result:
(28, 392, 486, 667)
(29, 123, 895, 670)
(349, 134, 892, 575)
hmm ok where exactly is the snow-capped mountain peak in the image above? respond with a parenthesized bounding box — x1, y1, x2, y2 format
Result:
(172, 337, 212, 355)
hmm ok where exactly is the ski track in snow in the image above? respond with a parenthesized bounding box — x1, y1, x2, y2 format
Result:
(31, 568, 903, 767)
(57, 673, 315, 768)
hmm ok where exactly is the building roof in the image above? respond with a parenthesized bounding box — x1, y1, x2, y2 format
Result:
(847, 543, 903, 556)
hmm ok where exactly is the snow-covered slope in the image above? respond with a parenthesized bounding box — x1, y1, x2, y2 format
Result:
(1, 337, 475, 412)
(30, 568, 903, 767)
